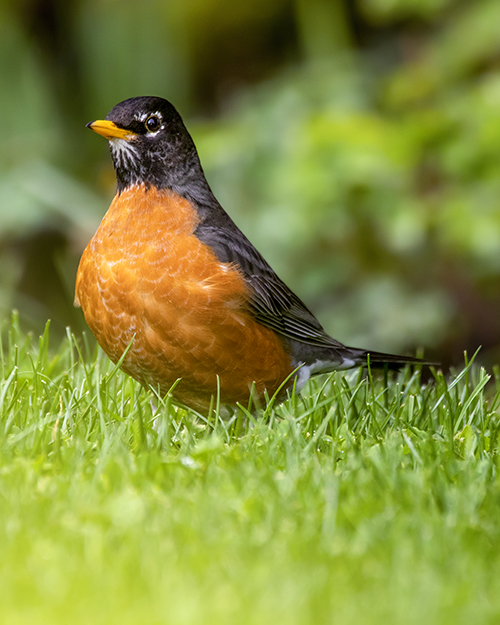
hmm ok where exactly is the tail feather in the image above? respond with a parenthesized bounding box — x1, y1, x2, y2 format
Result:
(350, 347, 438, 369)
(293, 346, 438, 392)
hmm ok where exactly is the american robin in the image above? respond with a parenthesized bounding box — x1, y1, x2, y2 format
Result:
(75, 96, 433, 412)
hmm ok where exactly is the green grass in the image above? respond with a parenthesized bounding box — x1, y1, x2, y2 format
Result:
(1, 312, 500, 625)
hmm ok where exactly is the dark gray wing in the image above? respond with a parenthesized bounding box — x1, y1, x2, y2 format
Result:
(194, 222, 346, 349)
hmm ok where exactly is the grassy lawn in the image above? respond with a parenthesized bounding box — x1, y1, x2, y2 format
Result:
(0, 312, 499, 624)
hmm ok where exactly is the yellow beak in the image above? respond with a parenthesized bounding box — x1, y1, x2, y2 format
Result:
(86, 119, 135, 140)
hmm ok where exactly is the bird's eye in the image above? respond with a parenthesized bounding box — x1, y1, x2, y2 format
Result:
(145, 115, 161, 133)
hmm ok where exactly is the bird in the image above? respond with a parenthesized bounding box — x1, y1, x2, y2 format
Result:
(75, 96, 433, 412)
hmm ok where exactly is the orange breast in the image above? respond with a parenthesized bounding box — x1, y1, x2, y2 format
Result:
(75, 184, 294, 410)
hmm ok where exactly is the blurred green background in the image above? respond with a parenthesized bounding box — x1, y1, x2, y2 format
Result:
(1, 0, 500, 368)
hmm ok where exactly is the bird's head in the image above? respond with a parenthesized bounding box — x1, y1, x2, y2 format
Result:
(87, 96, 204, 195)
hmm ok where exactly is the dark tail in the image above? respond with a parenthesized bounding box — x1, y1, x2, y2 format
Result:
(349, 347, 438, 370)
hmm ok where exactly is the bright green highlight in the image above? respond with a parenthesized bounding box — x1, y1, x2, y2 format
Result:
(0, 313, 499, 624)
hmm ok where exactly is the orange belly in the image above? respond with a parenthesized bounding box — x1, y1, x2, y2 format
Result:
(75, 185, 294, 410)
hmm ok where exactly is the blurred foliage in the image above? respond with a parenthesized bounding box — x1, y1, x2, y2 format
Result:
(1, 0, 500, 367)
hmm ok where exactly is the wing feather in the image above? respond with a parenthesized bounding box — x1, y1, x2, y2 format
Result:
(195, 223, 345, 349)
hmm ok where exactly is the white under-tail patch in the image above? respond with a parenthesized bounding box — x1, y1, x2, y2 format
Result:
(294, 357, 357, 393)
